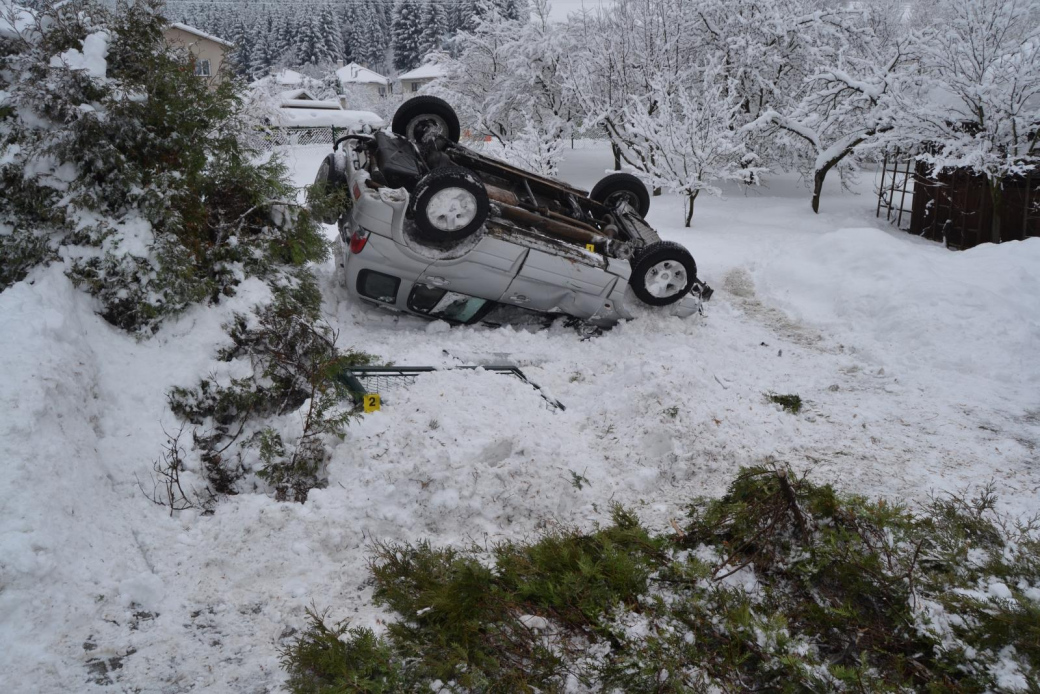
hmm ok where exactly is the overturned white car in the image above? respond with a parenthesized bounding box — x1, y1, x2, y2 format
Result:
(315, 96, 712, 327)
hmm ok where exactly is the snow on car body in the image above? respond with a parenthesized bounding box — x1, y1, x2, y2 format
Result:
(316, 96, 712, 327)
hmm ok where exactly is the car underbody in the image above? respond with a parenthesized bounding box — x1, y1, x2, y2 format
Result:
(315, 96, 712, 327)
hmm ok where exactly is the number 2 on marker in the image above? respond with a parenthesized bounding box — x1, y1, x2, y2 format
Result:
(363, 393, 381, 412)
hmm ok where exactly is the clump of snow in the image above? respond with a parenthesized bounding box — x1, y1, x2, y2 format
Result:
(50, 31, 109, 79)
(0, 3, 34, 39)
(119, 572, 165, 611)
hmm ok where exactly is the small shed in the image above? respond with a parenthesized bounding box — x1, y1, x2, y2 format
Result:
(910, 166, 1040, 249)
(877, 153, 1040, 250)
(397, 63, 445, 95)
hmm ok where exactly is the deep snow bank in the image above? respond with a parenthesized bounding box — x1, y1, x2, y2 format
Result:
(756, 229, 1040, 398)
(0, 268, 150, 681)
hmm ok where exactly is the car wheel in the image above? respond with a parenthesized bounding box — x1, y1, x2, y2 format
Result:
(629, 241, 697, 306)
(411, 167, 489, 244)
(590, 173, 651, 217)
(309, 152, 348, 225)
(392, 95, 462, 144)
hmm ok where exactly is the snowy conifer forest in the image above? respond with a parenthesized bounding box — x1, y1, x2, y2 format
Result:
(2, 0, 1040, 691)
(166, 0, 529, 77)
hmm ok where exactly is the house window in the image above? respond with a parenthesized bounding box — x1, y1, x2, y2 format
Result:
(378, 85, 386, 97)
(194, 59, 211, 77)
(411, 82, 419, 92)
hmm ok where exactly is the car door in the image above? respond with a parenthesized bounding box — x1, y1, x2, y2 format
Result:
(501, 247, 619, 319)
(415, 234, 528, 302)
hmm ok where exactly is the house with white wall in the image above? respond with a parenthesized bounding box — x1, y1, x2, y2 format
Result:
(163, 23, 232, 86)
(396, 63, 446, 95)
(336, 62, 392, 98)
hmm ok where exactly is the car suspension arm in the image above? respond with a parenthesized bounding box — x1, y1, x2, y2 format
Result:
(483, 183, 611, 245)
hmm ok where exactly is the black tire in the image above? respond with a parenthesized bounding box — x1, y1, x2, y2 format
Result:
(629, 241, 697, 307)
(411, 166, 489, 244)
(309, 152, 348, 224)
(392, 95, 461, 144)
(590, 173, 651, 217)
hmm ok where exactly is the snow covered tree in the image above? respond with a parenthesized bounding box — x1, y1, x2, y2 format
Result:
(745, 20, 915, 212)
(295, 12, 341, 67)
(432, 0, 574, 175)
(392, 0, 425, 71)
(419, 0, 448, 57)
(620, 63, 765, 226)
(563, 0, 702, 185)
(270, 11, 299, 68)
(338, 1, 358, 63)
(565, 0, 876, 201)
(0, 0, 328, 332)
(246, 11, 277, 79)
(317, 4, 345, 67)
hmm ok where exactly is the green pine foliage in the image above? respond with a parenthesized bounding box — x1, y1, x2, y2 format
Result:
(168, 279, 375, 503)
(1, 0, 329, 334)
(282, 467, 1040, 692)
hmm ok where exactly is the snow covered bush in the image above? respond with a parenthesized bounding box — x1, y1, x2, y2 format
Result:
(284, 467, 1040, 691)
(0, 0, 328, 333)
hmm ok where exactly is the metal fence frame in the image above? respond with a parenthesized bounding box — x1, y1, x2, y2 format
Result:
(335, 365, 566, 412)
(875, 148, 916, 231)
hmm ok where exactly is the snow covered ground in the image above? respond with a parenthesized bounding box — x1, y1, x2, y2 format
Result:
(2, 143, 1038, 692)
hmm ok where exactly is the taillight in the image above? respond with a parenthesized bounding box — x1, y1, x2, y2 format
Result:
(349, 228, 370, 254)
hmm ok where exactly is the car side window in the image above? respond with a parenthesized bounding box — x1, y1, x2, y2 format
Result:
(408, 286, 492, 323)
(357, 270, 400, 304)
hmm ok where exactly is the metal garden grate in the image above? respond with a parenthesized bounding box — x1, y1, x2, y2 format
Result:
(335, 366, 565, 412)
(876, 148, 917, 231)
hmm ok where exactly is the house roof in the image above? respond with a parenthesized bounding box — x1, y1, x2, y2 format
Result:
(336, 62, 390, 85)
(281, 98, 341, 110)
(397, 63, 446, 81)
(270, 107, 385, 130)
(271, 68, 306, 85)
(278, 88, 317, 101)
(168, 22, 234, 48)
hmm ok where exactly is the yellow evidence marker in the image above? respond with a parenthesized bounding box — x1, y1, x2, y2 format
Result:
(363, 393, 381, 413)
(585, 243, 596, 252)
